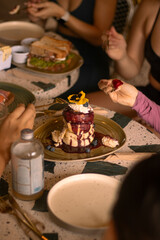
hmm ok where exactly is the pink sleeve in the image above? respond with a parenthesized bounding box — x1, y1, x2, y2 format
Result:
(132, 91, 160, 133)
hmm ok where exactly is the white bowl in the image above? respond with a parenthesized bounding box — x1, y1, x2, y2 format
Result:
(21, 37, 38, 47)
(47, 173, 119, 233)
(12, 45, 29, 64)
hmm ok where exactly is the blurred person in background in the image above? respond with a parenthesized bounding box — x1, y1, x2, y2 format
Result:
(98, 79, 160, 134)
(103, 0, 160, 105)
(27, 0, 117, 97)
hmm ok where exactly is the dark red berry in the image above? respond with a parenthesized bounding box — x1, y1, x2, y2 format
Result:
(112, 79, 123, 90)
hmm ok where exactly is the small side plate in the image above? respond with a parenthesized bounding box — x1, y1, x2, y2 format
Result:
(0, 82, 35, 112)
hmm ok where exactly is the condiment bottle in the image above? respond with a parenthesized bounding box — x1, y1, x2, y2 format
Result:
(11, 128, 44, 200)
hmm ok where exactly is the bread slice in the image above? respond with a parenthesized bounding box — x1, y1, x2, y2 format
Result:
(40, 36, 72, 54)
(30, 40, 67, 59)
(30, 36, 72, 59)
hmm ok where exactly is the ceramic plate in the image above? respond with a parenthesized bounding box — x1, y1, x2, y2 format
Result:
(0, 82, 35, 112)
(0, 21, 44, 45)
(34, 114, 126, 162)
(47, 173, 119, 233)
(12, 52, 84, 77)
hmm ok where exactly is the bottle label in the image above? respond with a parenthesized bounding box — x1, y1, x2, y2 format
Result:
(12, 155, 44, 196)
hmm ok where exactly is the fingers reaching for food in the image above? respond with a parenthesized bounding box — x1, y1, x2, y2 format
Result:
(98, 79, 138, 107)
(98, 79, 123, 94)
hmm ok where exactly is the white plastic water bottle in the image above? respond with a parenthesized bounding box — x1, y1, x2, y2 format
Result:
(11, 128, 44, 200)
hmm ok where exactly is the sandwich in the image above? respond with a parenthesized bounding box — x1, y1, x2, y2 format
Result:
(27, 36, 74, 72)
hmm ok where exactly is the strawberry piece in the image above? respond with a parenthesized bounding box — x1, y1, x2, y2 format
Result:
(112, 79, 123, 90)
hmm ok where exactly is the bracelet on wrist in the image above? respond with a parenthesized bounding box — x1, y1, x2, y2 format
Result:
(57, 11, 70, 24)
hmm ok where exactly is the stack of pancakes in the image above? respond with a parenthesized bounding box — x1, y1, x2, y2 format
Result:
(62, 106, 95, 148)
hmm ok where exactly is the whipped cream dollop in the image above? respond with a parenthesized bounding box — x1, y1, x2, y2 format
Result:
(68, 103, 93, 114)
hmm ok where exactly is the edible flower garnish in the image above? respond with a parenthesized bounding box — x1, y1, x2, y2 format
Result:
(68, 91, 89, 105)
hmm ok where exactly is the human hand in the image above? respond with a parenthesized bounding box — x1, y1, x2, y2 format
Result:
(0, 104, 36, 167)
(102, 26, 127, 61)
(27, 1, 64, 20)
(27, 12, 41, 23)
(98, 79, 138, 107)
(27, 0, 42, 22)
(27, 1, 39, 22)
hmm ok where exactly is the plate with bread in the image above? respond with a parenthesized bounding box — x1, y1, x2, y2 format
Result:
(0, 82, 35, 112)
(12, 35, 84, 77)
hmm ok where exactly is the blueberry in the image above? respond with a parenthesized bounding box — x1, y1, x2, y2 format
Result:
(50, 147, 55, 152)
(85, 148, 91, 153)
(83, 102, 89, 107)
(46, 145, 51, 150)
(92, 139, 98, 146)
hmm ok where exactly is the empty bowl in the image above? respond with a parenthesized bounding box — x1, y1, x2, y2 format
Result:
(12, 45, 29, 64)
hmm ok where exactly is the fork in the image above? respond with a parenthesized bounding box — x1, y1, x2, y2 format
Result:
(0, 197, 36, 234)
(35, 97, 68, 109)
(0, 195, 48, 240)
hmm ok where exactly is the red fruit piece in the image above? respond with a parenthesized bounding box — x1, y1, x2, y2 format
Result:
(0, 95, 5, 104)
(0, 89, 10, 104)
(112, 79, 123, 90)
(0, 89, 14, 105)
(63, 107, 94, 123)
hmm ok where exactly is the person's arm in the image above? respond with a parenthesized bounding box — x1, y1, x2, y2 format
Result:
(0, 104, 36, 177)
(132, 91, 160, 133)
(98, 79, 160, 133)
(63, 0, 117, 46)
(27, 0, 117, 46)
(115, 0, 147, 78)
(105, 0, 151, 79)
(98, 79, 138, 107)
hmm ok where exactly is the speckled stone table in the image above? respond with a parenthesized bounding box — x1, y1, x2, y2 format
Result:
(0, 67, 79, 106)
(1, 108, 160, 240)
